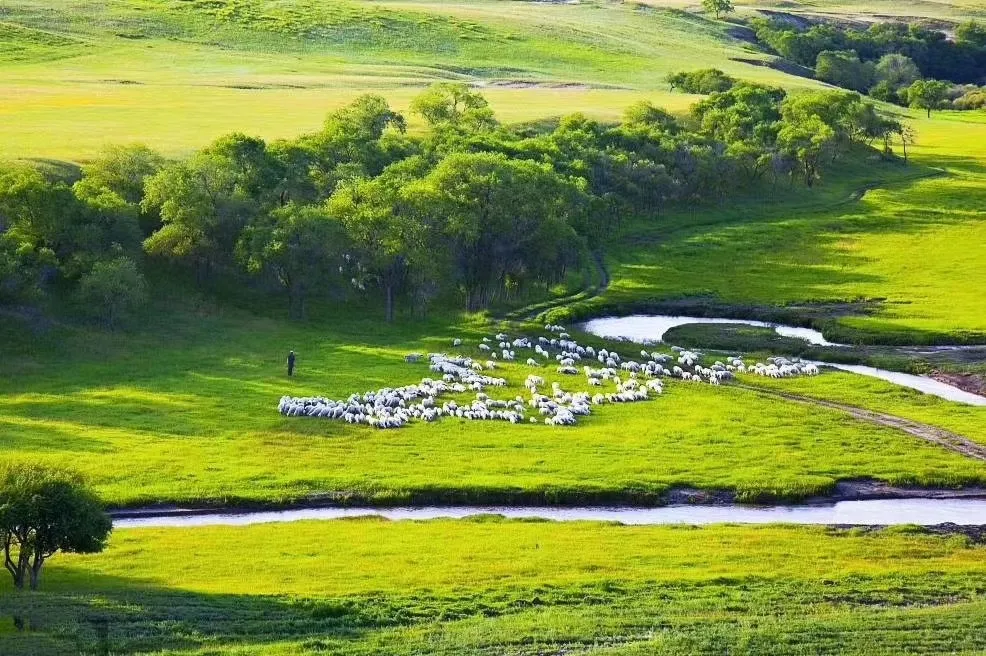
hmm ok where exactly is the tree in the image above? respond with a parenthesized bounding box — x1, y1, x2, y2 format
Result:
(411, 83, 497, 132)
(0, 465, 111, 591)
(702, 0, 734, 20)
(874, 53, 920, 89)
(956, 20, 986, 48)
(410, 152, 587, 310)
(777, 114, 835, 186)
(304, 95, 408, 197)
(906, 79, 951, 117)
(77, 256, 148, 328)
(76, 144, 165, 207)
(237, 204, 352, 319)
(328, 160, 437, 321)
(142, 134, 283, 280)
(666, 69, 735, 94)
(815, 50, 875, 92)
(897, 123, 917, 163)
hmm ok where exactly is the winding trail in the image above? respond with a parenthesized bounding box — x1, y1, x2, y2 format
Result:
(735, 384, 986, 462)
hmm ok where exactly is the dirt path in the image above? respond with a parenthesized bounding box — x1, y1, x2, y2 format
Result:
(735, 384, 986, 462)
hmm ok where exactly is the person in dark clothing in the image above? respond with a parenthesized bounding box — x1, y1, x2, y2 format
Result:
(287, 351, 296, 376)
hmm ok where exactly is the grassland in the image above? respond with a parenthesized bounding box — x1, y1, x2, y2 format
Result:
(4, 288, 986, 508)
(550, 109, 986, 343)
(3, 519, 986, 654)
(2, 0, 986, 507)
(0, 0, 801, 161)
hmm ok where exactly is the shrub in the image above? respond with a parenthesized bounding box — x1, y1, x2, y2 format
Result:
(815, 50, 875, 92)
(77, 256, 148, 327)
(954, 89, 986, 110)
(666, 68, 736, 94)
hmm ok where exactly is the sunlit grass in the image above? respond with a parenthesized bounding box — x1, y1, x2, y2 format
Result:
(591, 110, 986, 340)
(3, 520, 986, 654)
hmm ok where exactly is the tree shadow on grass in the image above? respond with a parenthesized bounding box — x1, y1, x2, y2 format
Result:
(0, 570, 401, 655)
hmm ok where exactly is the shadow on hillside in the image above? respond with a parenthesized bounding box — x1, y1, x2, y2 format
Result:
(0, 570, 396, 656)
(609, 158, 986, 310)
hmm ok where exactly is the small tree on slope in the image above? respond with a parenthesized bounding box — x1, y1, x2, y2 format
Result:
(702, 0, 734, 20)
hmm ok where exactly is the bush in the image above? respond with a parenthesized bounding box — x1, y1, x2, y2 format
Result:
(815, 50, 875, 92)
(666, 68, 736, 94)
(77, 256, 148, 327)
(868, 80, 901, 105)
(954, 89, 986, 110)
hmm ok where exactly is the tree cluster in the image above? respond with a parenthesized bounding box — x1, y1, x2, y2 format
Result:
(752, 17, 986, 112)
(1, 83, 900, 323)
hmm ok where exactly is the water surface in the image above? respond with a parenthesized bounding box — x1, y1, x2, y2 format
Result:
(582, 314, 841, 346)
(114, 498, 986, 528)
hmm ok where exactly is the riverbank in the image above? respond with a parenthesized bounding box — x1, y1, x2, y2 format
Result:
(109, 480, 986, 524)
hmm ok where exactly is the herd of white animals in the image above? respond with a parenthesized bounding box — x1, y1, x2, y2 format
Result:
(278, 324, 821, 428)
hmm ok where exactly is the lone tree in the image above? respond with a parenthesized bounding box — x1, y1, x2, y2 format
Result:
(702, 0, 734, 19)
(906, 79, 950, 118)
(0, 465, 111, 590)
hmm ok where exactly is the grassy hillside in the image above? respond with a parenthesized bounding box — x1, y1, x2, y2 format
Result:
(0, 0, 800, 161)
(3, 520, 986, 654)
(556, 110, 986, 340)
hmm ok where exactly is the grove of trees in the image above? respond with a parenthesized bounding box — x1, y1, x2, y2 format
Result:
(0, 83, 904, 323)
(753, 17, 986, 111)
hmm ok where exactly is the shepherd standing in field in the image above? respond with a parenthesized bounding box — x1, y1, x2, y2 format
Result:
(287, 350, 296, 377)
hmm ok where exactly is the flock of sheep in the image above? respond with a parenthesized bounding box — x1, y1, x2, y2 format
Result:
(277, 324, 821, 429)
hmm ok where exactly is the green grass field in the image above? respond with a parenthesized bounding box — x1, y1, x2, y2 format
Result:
(4, 1, 986, 653)
(4, 520, 986, 654)
(556, 110, 986, 342)
(3, 294, 986, 507)
(2, 0, 986, 506)
(0, 0, 800, 161)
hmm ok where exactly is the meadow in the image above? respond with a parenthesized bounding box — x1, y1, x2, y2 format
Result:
(547, 109, 986, 343)
(0, 0, 794, 161)
(1, 0, 986, 507)
(4, 296, 986, 507)
(3, 519, 986, 654)
(3, 1, 986, 653)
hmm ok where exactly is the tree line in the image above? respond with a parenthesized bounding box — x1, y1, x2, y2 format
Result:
(752, 17, 986, 113)
(1, 83, 904, 324)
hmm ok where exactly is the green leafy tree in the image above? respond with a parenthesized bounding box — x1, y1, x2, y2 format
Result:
(897, 123, 917, 163)
(815, 50, 875, 92)
(75, 144, 166, 234)
(237, 203, 352, 319)
(0, 465, 111, 591)
(702, 0, 734, 19)
(411, 83, 497, 133)
(304, 95, 408, 197)
(777, 114, 836, 186)
(906, 79, 951, 117)
(77, 256, 148, 328)
(328, 160, 437, 321)
(76, 144, 165, 207)
(874, 53, 921, 89)
(142, 134, 283, 279)
(411, 152, 587, 310)
(666, 69, 736, 94)
(956, 20, 986, 48)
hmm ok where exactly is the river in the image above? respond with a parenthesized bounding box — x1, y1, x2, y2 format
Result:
(113, 498, 986, 528)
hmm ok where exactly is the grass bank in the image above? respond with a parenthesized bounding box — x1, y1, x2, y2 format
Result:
(4, 292, 986, 508)
(3, 520, 986, 654)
